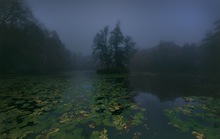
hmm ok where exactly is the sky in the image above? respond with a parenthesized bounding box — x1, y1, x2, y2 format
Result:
(25, 0, 220, 55)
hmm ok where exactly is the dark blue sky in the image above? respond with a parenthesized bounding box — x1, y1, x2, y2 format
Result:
(26, 0, 220, 54)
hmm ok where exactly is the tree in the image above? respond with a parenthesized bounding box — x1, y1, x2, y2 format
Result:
(130, 41, 199, 74)
(200, 19, 220, 75)
(92, 26, 112, 69)
(0, 0, 74, 73)
(109, 21, 124, 68)
(92, 22, 136, 73)
(0, 0, 34, 28)
(123, 36, 136, 67)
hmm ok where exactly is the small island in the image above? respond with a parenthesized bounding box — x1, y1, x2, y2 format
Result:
(92, 21, 136, 74)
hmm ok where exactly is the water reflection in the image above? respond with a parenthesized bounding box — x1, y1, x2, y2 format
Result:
(132, 92, 194, 139)
(130, 74, 220, 102)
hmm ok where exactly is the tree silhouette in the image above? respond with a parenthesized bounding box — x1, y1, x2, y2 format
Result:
(130, 20, 220, 76)
(200, 19, 220, 75)
(0, 0, 73, 73)
(109, 21, 124, 68)
(92, 26, 112, 69)
(92, 21, 136, 73)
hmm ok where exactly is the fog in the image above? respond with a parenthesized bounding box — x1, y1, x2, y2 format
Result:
(26, 0, 220, 54)
(1, 1, 220, 138)
(1, 0, 220, 74)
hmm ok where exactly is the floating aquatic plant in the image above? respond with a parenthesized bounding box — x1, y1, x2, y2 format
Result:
(164, 96, 220, 139)
(0, 74, 147, 138)
(132, 113, 145, 126)
(91, 129, 108, 139)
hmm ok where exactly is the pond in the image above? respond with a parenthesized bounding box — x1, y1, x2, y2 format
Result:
(0, 71, 219, 139)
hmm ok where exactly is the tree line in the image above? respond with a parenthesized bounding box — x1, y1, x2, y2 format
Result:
(92, 20, 220, 76)
(1, 0, 219, 76)
(0, 0, 74, 73)
(130, 20, 220, 76)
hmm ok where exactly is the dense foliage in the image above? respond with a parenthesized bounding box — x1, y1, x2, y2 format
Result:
(0, 0, 73, 73)
(92, 22, 136, 73)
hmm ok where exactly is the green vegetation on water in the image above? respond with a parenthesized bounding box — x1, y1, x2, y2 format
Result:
(0, 73, 147, 139)
(164, 96, 220, 139)
(0, 72, 219, 139)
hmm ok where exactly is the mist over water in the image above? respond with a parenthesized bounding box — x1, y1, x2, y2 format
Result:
(0, 0, 220, 139)
(26, 0, 220, 54)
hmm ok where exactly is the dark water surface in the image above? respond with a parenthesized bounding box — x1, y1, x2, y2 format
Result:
(0, 71, 219, 139)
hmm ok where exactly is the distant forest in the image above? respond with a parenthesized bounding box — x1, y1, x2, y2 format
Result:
(0, 0, 220, 76)
(130, 21, 220, 76)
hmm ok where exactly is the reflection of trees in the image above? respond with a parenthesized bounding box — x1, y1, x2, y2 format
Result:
(130, 74, 218, 102)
